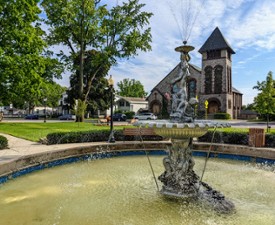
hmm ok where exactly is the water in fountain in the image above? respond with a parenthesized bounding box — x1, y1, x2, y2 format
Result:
(0, 156, 274, 225)
(168, 0, 206, 43)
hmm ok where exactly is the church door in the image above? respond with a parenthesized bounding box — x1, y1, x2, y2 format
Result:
(152, 103, 160, 115)
(150, 100, 161, 115)
(208, 101, 219, 114)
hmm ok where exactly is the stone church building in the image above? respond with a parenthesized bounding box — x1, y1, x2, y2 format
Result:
(147, 27, 242, 119)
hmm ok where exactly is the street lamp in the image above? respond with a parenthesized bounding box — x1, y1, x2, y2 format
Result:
(44, 98, 47, 123)
(108, 75, 115, 143)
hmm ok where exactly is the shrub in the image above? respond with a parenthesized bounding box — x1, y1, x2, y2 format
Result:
(124, 111, 135, 119)
(198, 130, 275, 147)
(46, 129, 163, 145)
(198, 130, 248, 145)
(0, 135, 8, 150)
(114, 109, 123, 114)
(47, 130, 124, 145)
(213, 113, 231, 120)
(265, 133, 275, 147)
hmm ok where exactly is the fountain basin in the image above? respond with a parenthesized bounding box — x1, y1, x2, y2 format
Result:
(0, 154, 275, 225)
(133, 120, 230, 139)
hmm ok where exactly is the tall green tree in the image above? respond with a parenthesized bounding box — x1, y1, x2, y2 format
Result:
(67, 50, 111, 116)
(117, 78, 147, 98)
(253, 71, 275, 128)
(42, 0, 153, 121)
(41, 82, 67, 108)
(0, 0, 63, 109)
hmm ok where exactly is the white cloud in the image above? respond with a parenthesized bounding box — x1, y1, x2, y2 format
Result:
(224, 0, 275, 49)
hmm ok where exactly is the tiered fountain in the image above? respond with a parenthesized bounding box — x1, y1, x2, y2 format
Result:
(134, 42, 235, 214)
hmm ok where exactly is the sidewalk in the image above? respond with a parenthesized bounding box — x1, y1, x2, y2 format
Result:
(0, 133, 101, 165)
(0, 133, 171, 179)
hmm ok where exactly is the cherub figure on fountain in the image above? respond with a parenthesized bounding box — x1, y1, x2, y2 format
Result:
(170, 44, 197, 123)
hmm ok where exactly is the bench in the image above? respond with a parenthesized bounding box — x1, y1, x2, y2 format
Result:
(98, 119, 108, 125)
(91, 118, 109, 126)
(123, 128, 162, 141)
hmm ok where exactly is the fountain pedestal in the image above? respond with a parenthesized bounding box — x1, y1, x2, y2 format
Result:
(159, 138, 200, 198)
(134, 43, 234, 213)
(134, 120, 235, 213)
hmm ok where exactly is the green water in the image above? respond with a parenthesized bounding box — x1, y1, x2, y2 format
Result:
(0, 156, 274, 225)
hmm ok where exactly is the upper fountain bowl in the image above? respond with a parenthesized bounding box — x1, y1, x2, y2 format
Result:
(133, 120, 230, 139)
(175, 45, 195, 54)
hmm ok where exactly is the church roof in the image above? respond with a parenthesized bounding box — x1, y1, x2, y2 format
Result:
(190, 63, 201, 72)
(198, 27, 235, 54)
(232, 87, 242, 94)
(149, 63, 201, 93)
(116, 96, 147, 103)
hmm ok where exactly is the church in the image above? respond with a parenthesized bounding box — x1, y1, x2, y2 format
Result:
(147, 27, 242, 119)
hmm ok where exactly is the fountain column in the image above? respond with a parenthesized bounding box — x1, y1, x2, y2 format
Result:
(134, 43, 235, 214)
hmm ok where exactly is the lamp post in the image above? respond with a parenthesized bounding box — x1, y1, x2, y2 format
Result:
(108, 75, 115, 143)
(44, 98, 47, 123)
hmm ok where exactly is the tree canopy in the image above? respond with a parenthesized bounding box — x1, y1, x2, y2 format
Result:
(0, 0, 63, 108)
(117, 78, 147, 98)
(42, 0, 153, 120)
(253, 71, 275, 117)
(67, 50, 111, 115)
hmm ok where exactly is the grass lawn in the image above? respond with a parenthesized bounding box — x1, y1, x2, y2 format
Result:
(0, 122, 125, 142)
(0, 122, 274, 142)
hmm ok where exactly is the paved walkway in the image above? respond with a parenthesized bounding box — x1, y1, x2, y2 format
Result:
(0, 133, 101, 165)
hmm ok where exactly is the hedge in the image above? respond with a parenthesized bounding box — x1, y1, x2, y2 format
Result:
(198, 130, 275, 147)
(45, 129, 275, 147)
(0, 135, 8, 150)
(46, 129, 163, 145)
(198, 130, 248, 145)
(213, 113, 231, 120)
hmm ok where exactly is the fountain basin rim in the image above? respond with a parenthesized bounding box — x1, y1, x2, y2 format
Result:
(133, 120, 231, 129)
(1, 142, 275, 185)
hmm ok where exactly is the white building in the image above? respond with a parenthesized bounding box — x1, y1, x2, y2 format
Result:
(115, 96, 148, 113)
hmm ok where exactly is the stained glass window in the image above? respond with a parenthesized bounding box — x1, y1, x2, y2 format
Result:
(214, 65, 223, 94)
(204, 66, 212, 94)
(188, 79, 197, 99)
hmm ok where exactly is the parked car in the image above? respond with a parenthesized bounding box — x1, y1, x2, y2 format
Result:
(134, 113, 157, 120)
(25, 114, 39, 120)
(58, 114, 76, 120)
(112, 113, 127, 121)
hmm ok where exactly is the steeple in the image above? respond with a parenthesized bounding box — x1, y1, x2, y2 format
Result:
(198, 27, 235, 54)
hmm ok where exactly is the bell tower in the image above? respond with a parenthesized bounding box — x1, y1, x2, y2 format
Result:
(198, 27, 235, 117)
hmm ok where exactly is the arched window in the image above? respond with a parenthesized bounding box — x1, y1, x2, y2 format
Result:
(207, 50, 221, 59)
(187, 79, 197, 99)
(214, 65, 223, 94)
(204, 66, 212, 94)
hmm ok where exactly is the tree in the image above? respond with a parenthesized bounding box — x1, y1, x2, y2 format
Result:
(253, 71, 275, 130)
(67, 50, 111, 116)
(72, 99, 87, 125)
(117, 78, 147, 98)
(41, 82, 67, 108)
(0, 0, 63, 108)
(242, 103, 256, 110)
(42, 0, 153, 121)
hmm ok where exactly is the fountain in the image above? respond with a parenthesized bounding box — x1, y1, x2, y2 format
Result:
(134, 42, 235, 213)
(1, 155, 275, 224)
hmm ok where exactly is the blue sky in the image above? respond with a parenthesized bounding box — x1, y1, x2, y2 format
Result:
(56, 0, 275, 105)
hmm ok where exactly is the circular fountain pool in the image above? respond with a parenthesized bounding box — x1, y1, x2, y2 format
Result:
(0, 155, 274, 225)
